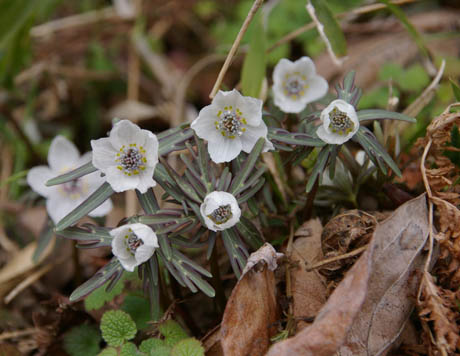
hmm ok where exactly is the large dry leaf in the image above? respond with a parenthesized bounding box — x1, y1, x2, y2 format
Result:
(290, 219, 326, 330)
(220, 243, 281, 356)
(339, 195, 429, 355)
(266, 194, 429, 356)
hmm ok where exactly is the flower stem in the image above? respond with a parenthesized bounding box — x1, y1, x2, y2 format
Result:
(303, 177, 319, 221)
(210, 245, 226, 315)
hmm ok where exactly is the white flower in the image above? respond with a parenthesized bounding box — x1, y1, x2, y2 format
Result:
(272, 57, 328, 113)
(191, 89, 274, 163)
(27, 136, 113, 224)
(355, 150, 374, 169)
(316, 99, 359, 145)
(200, 191, 241, 232)
(91, 120, 159, 193)
(111, 223, 159, 272)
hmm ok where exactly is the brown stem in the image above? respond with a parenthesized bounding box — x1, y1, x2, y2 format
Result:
(210, 245, 226, 315)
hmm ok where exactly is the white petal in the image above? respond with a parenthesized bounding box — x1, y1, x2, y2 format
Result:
(212, 89, 240, 108)
(293, 56, 316, 76)
(89, 198, 113, 217)
(302, 75, 328, 103)
(131, 223, 159, 247)
(200, 191, 241, 232)
(135, 169, 156, 193)
(355, 150, 366, 166)
(105, 166, 140, 193)
(272, 58, 295, 84)
(135, 244, 155, 264)
(91, 137, 117, 171)
(236, 94, 263, 126)
(191, 106, 222, 143)
(142, 131, 159, 168)
(240, 122, 268, 153)
(110, 120, 145, 149)
(111, 232, 132, 260)
(46, 195, 80, 224)
(316, 125, 353, 145)
(27, 166, 56, 198)
(273, 94, 307, 114)
(84, 170, 106, 190)
(207, 136, 242, 163)
(118, 257, 137, 272)
(48, 136, 80, 172)
(77, 151, 93, 166)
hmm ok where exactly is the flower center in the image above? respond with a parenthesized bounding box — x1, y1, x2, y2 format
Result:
(58, 177, 87, 199)
(328, 107, 354, 135)
(116, 144, 147, 176)
(208, 204, 232, 225)
(215, 106, 247, 139)
(124, 230, 144, 255)
(283, 73, 307, 99)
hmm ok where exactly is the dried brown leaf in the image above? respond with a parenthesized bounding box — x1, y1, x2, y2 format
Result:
(220, 243, 280, 356)
(266, 194, 429, 356)
(290, 219, 327, 330)
(339, 195, 429, 356)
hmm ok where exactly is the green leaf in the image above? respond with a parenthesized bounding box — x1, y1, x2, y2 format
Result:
(357, 109, 416, 123)
(97, 347, 118, 356)
(309, 0, 347, 57)
(136, 188, 160, 213)
(120, 342, 140, 356)
(158, 125, 194, 156)
(139, 338, 165, 354)
(159, 320, 189, 347)
(57, 225, 113, 248)
(122, 295, 151, 330)
(241, 13, 266, 98)
(84, 272, 127, 310)
(63, 325, 101, 356)
(450, 79, 460, 102)
(150, 346, 173, 356)
(55, 182, 114, 231)
(229, 138, 265, 194)
(71, 257, 123, 302)
(306, 146, 331, 193)
(100, 310, 137, 347)
(33, 219, 54, 262)
(171, 338, 204, 356)
(46, 161, 97, 186)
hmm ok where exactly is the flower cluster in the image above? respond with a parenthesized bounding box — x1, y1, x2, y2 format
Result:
(28, 55, 415, 310)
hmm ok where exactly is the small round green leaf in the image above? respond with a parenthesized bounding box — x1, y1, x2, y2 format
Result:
(97, 347, 118, 356)
(158, 320, 188, 346)
(139, 338, 164, 353)
(150, 345, 172, 356)
(100, 310, 137, 347)
(63, 325, 101, 356)
(171, 338, 204, 356)
(121, 342, 139, 356)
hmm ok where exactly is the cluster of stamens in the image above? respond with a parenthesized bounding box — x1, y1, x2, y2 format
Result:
(208, 204, 232, 225)
(328, 107, 354, 135)
(124, 229, 144, 255)
(283, 72, 308, 99)
(116, 143, 147, 176)
(215, 106, 247, 139)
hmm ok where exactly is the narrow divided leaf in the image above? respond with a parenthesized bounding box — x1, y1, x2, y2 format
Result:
(357, 109, 416, 123)
(55, 182, 114, 231)
(46, 161, 97, 186)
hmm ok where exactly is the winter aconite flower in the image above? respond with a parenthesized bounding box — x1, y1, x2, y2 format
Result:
(272, 57, 328, 113)
(111, 223, 159, 272)
(316, 99, 359, 145)
(200, 191, 241, 232)
(91, 120, 159, 193)
(27, 136, 113, 224)
(191, 89, 273, 163)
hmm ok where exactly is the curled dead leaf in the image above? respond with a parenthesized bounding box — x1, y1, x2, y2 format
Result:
(220, 243, 280, 356)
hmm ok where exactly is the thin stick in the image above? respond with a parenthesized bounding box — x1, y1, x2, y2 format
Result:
(267, 0, 416, 53)
(0, 328, 37, 341)
(209, 0, 264, 99)
(306, 245, 368, 271)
